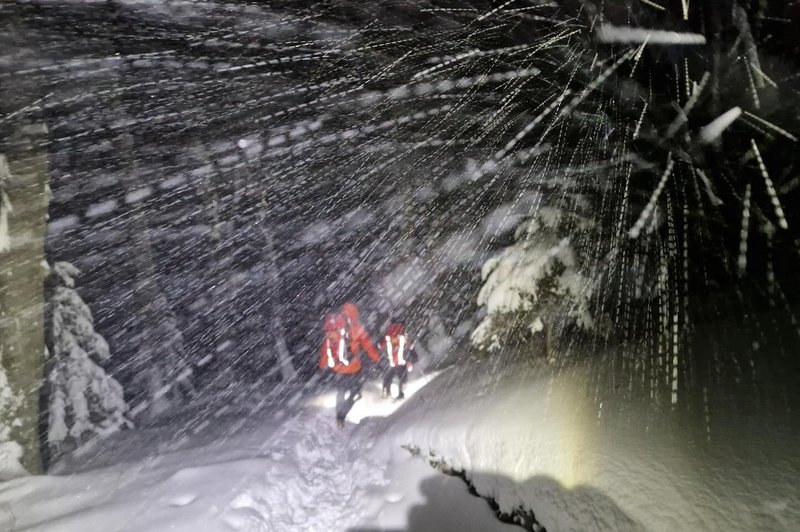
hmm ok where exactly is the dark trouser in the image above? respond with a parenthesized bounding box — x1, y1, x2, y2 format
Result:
(382, 365, 409, 397)
(335, 373, 363, 421)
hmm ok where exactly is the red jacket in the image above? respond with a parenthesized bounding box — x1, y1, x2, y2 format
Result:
(320, 304, 379, 375)
(319, 328, 354, 374)
(378, 323, 413, 368)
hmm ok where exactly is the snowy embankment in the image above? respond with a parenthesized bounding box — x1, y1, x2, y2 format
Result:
(379, 361, 800, 532)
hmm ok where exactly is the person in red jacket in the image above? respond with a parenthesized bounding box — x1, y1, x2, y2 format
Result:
(319, 304, 379, 427)
(319, 313, 348, 372)
(378, 322, 416, 400)
(341, 302, 379, 364)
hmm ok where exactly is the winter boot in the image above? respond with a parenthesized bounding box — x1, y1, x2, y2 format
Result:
(382, 387, 390, 399)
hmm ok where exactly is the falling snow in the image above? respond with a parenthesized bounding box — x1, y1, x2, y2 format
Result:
(0, 1, 799, 531)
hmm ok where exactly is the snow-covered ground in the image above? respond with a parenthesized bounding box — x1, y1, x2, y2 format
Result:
(0, 373, 516, 532)
(383, 362, 800, 532)
(2, 362, 797, 531)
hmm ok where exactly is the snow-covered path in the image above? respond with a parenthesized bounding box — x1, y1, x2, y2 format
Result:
(0, 374, 516, 532)
(4, 360, 796, 531)
(221, 408, 389, 531)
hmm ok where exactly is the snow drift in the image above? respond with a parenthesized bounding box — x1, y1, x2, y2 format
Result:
(1, 361, 796, 531)
(379, 361, 800, 531)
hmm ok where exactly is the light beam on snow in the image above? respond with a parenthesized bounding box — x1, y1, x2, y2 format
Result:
(595, 25, 706, 45)
(309, 372, 440, 424)
(698, 107, 742, 144)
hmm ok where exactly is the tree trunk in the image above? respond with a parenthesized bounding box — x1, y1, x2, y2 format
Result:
(0, 124, 50, 474)
(118, 133, 193, 418)
(198, 148, 230, 387)
(234, 142, 297, 383)
(263, 227, 297, 382)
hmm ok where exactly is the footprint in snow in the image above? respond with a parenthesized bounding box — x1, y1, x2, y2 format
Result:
(223, 492, 271, 531)
(169, 493, 198, 507)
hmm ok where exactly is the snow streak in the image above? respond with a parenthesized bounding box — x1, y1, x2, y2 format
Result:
(629, 154, 674, 239)
(595, 25, 706, 46)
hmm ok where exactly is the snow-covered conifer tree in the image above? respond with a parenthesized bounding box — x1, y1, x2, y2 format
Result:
(472, 201, 596, 358)
(0, 347, 26, 480)
(46, 261, 128, 456)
